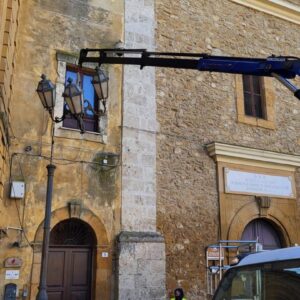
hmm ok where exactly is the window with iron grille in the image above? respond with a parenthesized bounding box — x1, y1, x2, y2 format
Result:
(63, 65, 99, 132)
(242, 75, 266, 119)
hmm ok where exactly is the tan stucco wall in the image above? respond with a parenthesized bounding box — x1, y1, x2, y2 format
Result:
(0, 1, 123, 299)
(156, 0, 300, 298)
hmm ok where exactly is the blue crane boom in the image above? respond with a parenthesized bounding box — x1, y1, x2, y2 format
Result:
(79, 48, 300, 100)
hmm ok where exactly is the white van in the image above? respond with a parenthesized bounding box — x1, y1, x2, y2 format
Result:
(213, 246, 300, 300)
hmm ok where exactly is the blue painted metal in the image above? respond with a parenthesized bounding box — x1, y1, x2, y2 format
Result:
(197, 57, 300, 78)
(78, 48, 300, 100)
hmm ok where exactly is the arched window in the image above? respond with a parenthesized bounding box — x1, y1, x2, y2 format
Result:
(241, 219, 282, 250)
(50, 218, 96, 246)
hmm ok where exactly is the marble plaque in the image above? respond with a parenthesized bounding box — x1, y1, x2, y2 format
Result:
(224, 168, 294, 198)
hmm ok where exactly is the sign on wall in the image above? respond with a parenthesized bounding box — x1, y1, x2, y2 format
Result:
(224, 168, 295, 198)
(4, 257, 23, 268)
(5, 270, 19, 280)
(206, 247, 224, 261)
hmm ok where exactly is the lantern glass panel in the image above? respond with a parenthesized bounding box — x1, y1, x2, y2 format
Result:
(71, 94, 84, 115)
(92, 68, 109, 100)
(37, 91, 47, 108)
(64, 94, 83, 115)
(64, 96, 74, 114)
(44, 89, 55, 108)
(93, 81, 104, 100)
(63, 79, 84, 115)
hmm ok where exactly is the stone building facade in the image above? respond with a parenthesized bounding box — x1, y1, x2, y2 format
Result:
(0, 0, 20, 218)
(156, 0, 300, 298)
(0, 0, 299, 300)
(0, 0, 21, 294)
(1, 1, 124, 299)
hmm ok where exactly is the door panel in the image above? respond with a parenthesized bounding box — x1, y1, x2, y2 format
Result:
(71, 251, 90, 286)
(47, 248, 92, 300)
(47, 292, 64, 300)
(47, 251, 66, 288)
(70, 291, 89, 300)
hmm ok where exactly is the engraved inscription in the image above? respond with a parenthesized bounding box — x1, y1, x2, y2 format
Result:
(225, 169, 294, 198)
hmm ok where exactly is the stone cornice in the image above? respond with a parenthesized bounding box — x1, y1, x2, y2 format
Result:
(229, 0, 300, 25)
(207, 142, 300, 169)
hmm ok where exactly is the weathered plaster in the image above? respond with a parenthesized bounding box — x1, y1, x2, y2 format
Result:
(1, 0, 124, 299)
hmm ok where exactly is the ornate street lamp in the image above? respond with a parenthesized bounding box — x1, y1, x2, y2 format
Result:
(37, 75, 85, 129)
(91, 66, 109, 114)
(36, 74, 56, 112)
(62, 77, 85, 132)
(35, 74, 85, 300)
(62, 77, 84, 116)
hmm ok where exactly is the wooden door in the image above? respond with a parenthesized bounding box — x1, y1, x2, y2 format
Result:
(47, 247, 92, 300)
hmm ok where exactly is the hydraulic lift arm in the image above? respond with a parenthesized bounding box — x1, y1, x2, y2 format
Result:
(79, 48, 300, 100)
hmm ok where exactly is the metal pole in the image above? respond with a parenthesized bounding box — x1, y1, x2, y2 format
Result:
(36, 121, 56, 300)
(272, 72, 300, 100)
(271, 72, 299, 93)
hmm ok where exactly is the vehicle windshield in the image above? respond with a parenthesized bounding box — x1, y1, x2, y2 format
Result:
(213, 259, 300, 300)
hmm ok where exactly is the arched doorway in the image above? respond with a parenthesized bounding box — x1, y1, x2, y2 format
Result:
(47, 218, 96, 300)
(241, 218, 283, 250)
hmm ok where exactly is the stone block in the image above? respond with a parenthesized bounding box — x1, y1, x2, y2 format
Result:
(118, 288, 137, 300)
(118, 274, 135, 290)
(137, 258, 165, 276)
(122, 208, 155, 232)
(146, 243, 165, 260)
(134, 243, 148, 259)
(134, 273, 147, 288)
(138, 287, 166, 300)
(118, 232, 166, 300)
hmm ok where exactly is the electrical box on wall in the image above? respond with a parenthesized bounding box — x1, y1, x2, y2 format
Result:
(10, 181, 25, 199)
